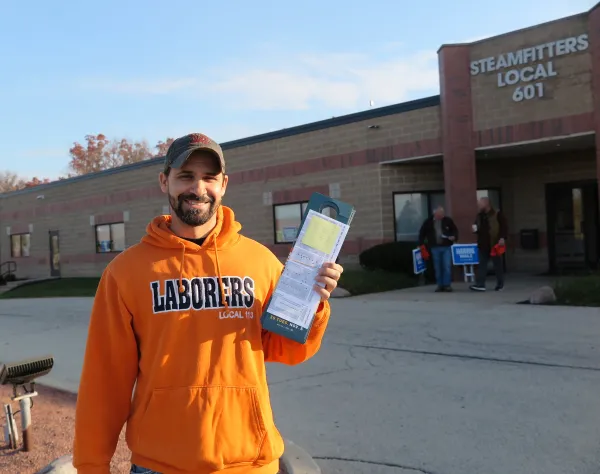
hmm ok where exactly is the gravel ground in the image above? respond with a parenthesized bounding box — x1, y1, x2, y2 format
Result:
(0, 384, 131, 474)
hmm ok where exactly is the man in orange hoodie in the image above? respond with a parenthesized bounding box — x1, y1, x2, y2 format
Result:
(72, 133, 343, 474)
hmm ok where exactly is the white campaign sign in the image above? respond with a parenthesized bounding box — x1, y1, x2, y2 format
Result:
(470, 33, 589, 103)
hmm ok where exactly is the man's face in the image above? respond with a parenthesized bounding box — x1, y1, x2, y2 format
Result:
(159, 151, 228, 227)
(478, 198, 489, 212)
(433, 208, 444, 220)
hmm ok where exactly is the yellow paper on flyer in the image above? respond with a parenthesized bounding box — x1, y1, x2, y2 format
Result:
(301, 215, 341, 254)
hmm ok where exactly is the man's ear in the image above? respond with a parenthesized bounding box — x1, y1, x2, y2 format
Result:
(220, 174, 229, 196)
(159, 172, 168, 193)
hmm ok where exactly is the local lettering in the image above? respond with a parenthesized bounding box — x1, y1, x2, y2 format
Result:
(496, 62, 556, 87)
(469, 33, 589, 103)
(218, 310, 254, 320)
(151, 276, 255, 314)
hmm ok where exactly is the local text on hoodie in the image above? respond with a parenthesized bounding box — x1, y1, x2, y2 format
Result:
(73, 206, 331, 474)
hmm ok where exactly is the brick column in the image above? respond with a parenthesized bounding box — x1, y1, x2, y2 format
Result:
(438, 44, 478, 244)
(589, 6, 600, 206)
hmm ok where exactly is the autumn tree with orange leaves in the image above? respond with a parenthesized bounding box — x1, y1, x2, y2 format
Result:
(68, 134, 174, 176)
(0, 171, 51, 193)
(155, 138, 175, 156)
(23, 177, 51, 187)
(1, 134, 175, 193)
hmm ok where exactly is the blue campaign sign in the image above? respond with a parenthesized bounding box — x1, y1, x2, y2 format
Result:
(412, 248, 427, 274)
(451, 244, 479, 265)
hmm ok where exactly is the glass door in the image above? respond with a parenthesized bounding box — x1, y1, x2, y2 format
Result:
(48, 230, 60, 277)
(547, 181, 599, 272)
(477, 188, 505, 274)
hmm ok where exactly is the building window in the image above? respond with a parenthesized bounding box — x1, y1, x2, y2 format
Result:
(95, 223, 126, 253)
(273, 201, 331, 243)
(477, 189, 501, 210)
(274, 202, 308, 243)
(429, 192, 446, 214)
(393, 192, 445, 242)
(393, 188, 502, 242)
(10, 233, 31, 257)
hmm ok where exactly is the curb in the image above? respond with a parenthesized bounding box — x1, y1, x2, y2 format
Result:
(35, 439, 321, 474)
(331, 286, 351, 298)
(280, 439, 321, 474)
(0, 277, 59, 296)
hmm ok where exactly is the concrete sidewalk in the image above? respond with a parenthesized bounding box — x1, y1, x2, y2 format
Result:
(0, 297, 93, 393)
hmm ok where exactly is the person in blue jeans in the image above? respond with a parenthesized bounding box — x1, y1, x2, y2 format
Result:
(418, 206, 459, 292)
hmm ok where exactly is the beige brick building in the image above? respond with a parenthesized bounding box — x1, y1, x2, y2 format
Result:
(2, 5, 600, 279)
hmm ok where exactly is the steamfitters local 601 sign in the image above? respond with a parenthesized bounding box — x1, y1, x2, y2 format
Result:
(470, 33, 589, 103)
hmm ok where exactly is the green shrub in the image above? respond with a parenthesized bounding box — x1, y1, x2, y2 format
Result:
(339, 269, 417, 295)
(359, 241, 414, 273)
(554, 274, 600, 307)
(359, 241, 436, 283)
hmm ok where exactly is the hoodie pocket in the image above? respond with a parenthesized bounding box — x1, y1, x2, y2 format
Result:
(136, 386, 268, 471)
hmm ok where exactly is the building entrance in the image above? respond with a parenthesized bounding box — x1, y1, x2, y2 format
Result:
(546, 180, 599, 272)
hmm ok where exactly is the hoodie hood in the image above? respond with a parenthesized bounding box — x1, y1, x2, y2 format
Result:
(141, 205, 242, 302)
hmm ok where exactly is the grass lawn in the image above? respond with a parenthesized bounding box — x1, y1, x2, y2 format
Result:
(0, 277, 100, 299)
(338, 268, 418, 296)
(554, 273, 600, 307)
(0, 269, 416, 299)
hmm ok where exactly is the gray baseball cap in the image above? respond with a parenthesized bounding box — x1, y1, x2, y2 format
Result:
(164, 133, 225, 173)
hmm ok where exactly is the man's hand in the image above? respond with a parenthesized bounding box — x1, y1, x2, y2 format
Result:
(448, 236, 456, 241)
(314, 262, 344, 302)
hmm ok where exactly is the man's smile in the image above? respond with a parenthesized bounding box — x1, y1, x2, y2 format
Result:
(184, 198, 211, 209)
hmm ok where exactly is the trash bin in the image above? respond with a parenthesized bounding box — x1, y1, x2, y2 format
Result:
(520, 229, 539, 250)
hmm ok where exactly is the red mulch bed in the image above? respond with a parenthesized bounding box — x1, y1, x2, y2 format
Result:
(0, 384, 131, 474)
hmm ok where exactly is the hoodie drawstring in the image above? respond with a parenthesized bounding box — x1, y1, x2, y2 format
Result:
(213, 234, 228, 308)
(177, 235, 228, 309)
(178, 242, 186, 293)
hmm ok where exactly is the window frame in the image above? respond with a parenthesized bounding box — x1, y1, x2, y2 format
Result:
(272, 200, 334, 244)
(476, 187, 503, 211)
(95, 221, 126, 254)
(10, 232, 31, 258)
(392, 190, 444, 243)
(272, 201, 308, 244)
(392, 187, 503, 242)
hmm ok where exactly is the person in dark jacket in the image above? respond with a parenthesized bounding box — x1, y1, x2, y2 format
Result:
(470, 197, 508, 292)
(419, 206, 459, 292)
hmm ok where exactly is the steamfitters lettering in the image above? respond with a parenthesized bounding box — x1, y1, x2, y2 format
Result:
(469, 33, 589, 103)
(470, 34, 589, 75)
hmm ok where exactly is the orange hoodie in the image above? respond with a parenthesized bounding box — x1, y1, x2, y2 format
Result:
(73, 206, 331, 474)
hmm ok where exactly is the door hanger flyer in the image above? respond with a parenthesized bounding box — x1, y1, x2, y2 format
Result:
(261, 193, 355, 343)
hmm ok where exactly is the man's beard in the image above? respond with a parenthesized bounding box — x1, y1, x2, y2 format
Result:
(169, 191, 220, 227)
